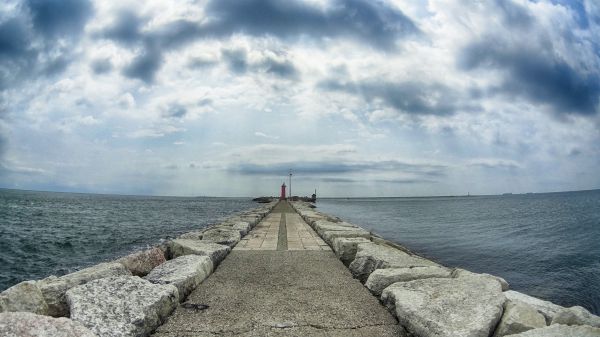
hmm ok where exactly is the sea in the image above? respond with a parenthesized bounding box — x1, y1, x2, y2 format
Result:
(1, 188, 599, 315)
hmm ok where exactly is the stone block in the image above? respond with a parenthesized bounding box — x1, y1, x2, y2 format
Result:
(0, 312, 97, 337)
(201, 227, 242, 247)
(332, 237, 371, 266)
(144, 255, 213, 301)
(504, 324, 600, 336)
(504, 291, 565, 324)
(452, 268, 510, 291)
(493, 300, 547, 337)
(0, 280, 48, 315)
(321, 229, 371, 246)
(551, 306, 600, 328)
(167, 239, 231, 265)
(366, 266, 452, 296)
(116, 247, 166, 276)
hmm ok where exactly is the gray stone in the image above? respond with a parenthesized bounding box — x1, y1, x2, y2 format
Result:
(201, 227, 242, 247)
(116, 247, 166, 276)
(313, 221, 360, 236)
(551, 306, 600, 327)
(167, 239, 231, 265)
(0, 281, 48, 315)
(66, 276, 178, 337)
(0, 312, 97, 337)
(504, 291, 565, 323)
(216, 221, 252, 236)
(452, 268, 510, 291)
(145, 255, 213, 301)
(321, 229, 371, 245)
(493, 301, 547, 337)
(178, 230, 204, 240)
(349, 243, 438, 283)
(365, 266, 452, 296)
(381, 277, 505, 337)
(332, 237, 371, 266)
(38, 262, 131, 317)
(505, 324, 600, 336)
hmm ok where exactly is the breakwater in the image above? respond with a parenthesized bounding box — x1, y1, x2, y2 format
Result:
(1, 200, 599, 337)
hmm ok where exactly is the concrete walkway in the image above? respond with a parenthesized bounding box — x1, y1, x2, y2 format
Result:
(153, 201, 403, 337)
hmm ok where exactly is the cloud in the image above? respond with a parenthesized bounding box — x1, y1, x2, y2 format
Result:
(260, 55, 298, 79)
(162, 103, 187, 119)
(122, 48, 163, 83)
(254, 131, 279, 140)
(468, 158, 522, 170)
(221, 48, 248, 74)
(90, 58, 113, 74)
(26, 0, 93, 38)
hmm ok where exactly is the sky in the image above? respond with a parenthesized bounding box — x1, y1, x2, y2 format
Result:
(0, 0, 599, 197)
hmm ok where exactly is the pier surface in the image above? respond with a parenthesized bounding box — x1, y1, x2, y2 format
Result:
(153, 201, 402, 336)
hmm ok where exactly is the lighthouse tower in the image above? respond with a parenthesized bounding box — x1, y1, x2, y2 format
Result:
(280, 183, 287, 201)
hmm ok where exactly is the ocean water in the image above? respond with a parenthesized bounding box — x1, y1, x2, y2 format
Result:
(0, 189, 256, 291)
(317, 190, 600, 315)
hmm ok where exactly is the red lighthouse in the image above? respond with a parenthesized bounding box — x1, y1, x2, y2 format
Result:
(280, 183, 287, 200)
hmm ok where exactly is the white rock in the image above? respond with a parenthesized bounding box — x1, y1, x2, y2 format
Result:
(381, 277, 505, 337)
(67, 276, 178, 337)
(349, 243, 438, 283)
(321, 229, 371, 245)
(38, 262, 131, 317)
(0, 281, 48, 315)
(167, 239, 231, 265)
(493, 300, 547, 337)
(504, 324, 600, 336)
(504, 291, 565, 323)
(551, 306, 600, 328)
(452, 268, 510, 291)
(365, 266, 452, 296)
(332, 237, 371, 266)
(144, 255, 213, 301)
(0, 312, 97, 337)
(116, 247, 166, 276)
(201, 227, 241, 247)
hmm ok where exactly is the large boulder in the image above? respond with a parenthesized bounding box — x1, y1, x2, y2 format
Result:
(382, 276, 505, 337)
(0, 312, 97, 337)
(349, 243, 438, 283)
(116, 247, 166, 276)
(144, 255, 213, 301)
(365, 266, 452, 296)
(504, 291, 565, 323)
(167, 239, 231, 265)
(493, 301, 547, 337)
(551, 306, 600, 328)
(201, 227, 242, 247)
(38, 262, 131, 317)
(66, 276, 178, 337)
(313, 221, 360, 237)
(452, 268, 510, 291)
(504, 324, 600, 336)
(178, 230, 204, 240)
(332, 237, 371, 266)
(0, 281, 48, 315)
(321, 229, 371, 246)
(216, 221, 252, 236)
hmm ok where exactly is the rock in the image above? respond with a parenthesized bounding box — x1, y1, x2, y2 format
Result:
(321, 229, 371, 246)
(381, 277, 505, 337)
(332, 237, 371, 266)
(551, 306, 600, 328)
(66, 276, 178, 337)
(370, 236, 414, 255)
(452, 268, 510, 291)
(365, 266, 452, 296)
(201, 227, 242, 247)
(0, 312, 97, 337)
(178, 230, 204, 240)
(116, 247, 166, 276)
(504, 291, 565, 323)
(493, 301, 547, 337)
(504, 324, 600, 336)
(216, 221, 251, 236)
(167, 239, 231, 265)
(349, 243, 438, 283)
(144, 255, 213, 301)
(0, 281, 48, 315)
(38, 262, 131, 317)
(313, 221, 360, 236)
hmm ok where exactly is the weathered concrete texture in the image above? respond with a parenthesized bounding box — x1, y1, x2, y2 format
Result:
(381, 277, 506, 337)
(504, 324, 600, 336)
(0, 312, 97, 337)
(117, 247, 166, 276)
(38, 262, 131, 317)
(67, 276, 179, 337)
(153, 251, 404, 337)
(167, 239, 231, 265)
(145, 255, 213, 301)
(452, 268, 510, 291)
(493, 301, 547, 337)
(201, 228, 242, 247)
(321, 229, 371, 246)
(551, 306, 600, 327)
(0, 280, 48, 315)
(365, 266, 452, 296)
(332, 237, 371, 266)
(504, 290, 565, 324)
(349, 242, 439, 283)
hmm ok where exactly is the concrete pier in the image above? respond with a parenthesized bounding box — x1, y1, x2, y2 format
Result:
(152, 201, 402, 336)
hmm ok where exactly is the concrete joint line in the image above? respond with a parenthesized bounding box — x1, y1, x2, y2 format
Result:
(277, 213, 288, 251)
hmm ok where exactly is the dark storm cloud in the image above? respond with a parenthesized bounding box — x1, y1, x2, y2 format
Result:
(122, 48, 163, 83)
(320, 79, 475, 116)
(221, 48, 248, 74)
(459, 40, 600, 116)
(99, 9, 144, 45)
(0, 0, 93, 90)
(261, 56, 298, 79)
(90, 58, 113, 74)
(494, 0, 533, 28)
